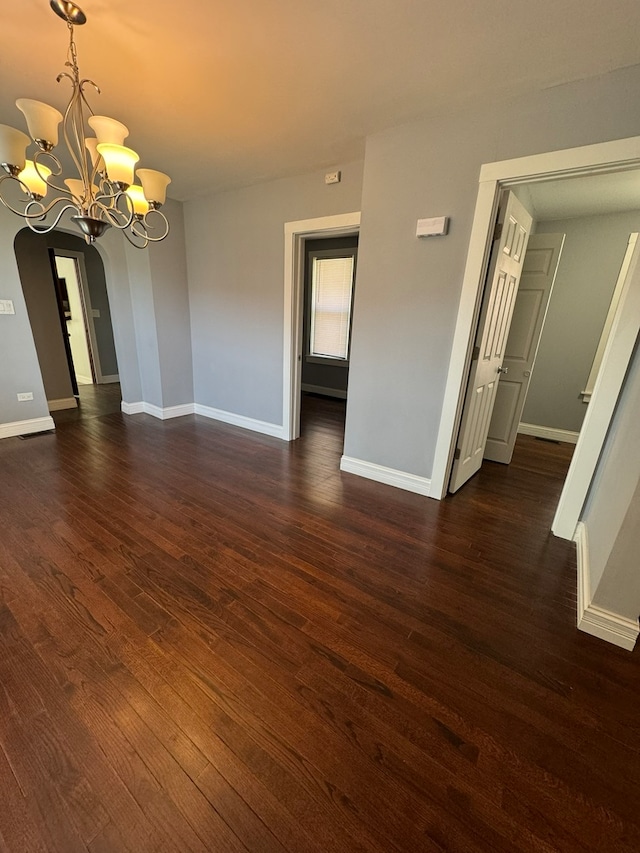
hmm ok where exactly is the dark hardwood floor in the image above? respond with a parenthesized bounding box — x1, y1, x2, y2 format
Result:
(0, 390, 638, 852)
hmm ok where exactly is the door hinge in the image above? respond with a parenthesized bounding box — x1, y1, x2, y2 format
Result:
(454, 448, 461, 461)
(472, 345, 480, 361)
(493, 221, 503, 242)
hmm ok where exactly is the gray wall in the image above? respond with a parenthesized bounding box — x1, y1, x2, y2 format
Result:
(343, 64, 640, 478)
(523, 211, 640, 433)
(581, 338, 640, 620)
(147, 199, 194, 409)
(0, 207, 50, 425)
(184, 161, 363, 424)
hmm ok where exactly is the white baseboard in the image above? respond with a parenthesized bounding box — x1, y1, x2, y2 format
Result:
(574, 521, 639, 651)
(121, 401, 145, 415)
(574, 522, 590, 625)
(99, 374, 120, 384)
(121, 401, 194, 420)
(194, 403, 286, 440)
(518, 422, 579, 444)
(340, 455, 432, 496)
(75, 374, 93, 385)
(47, 397, 77, 412)
(0, 415, 56, 440)
(579, 605, 639, 651)
(302, 383, 347, 400)
(121, 399, 286, 438)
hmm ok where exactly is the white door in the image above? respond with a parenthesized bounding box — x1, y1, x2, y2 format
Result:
(484, 232, 564, 464)
(449, 191, 533, 493)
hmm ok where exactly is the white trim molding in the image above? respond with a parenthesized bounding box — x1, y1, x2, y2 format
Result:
(121, 401, 194, 419)
(0, 415, 55, 440)
(283, 212, 360, 442)
(574, 522, 639, 651)
(340, 455, 432, 496)
(47, 397, 78, 412)
(517, 423, 579, 444)
(579, 605, 639, 652)
(195, 403, 286, 440)
(121, 401, 145, 415)
(301, 383, 347, 399)
(100, 374, 120, 384)
(121, 400, 286, 438)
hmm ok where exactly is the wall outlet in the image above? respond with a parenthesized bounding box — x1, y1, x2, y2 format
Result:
(325, 171, 341, 185)
(0, 299, 15, 314)
(17, 392, 33, 401)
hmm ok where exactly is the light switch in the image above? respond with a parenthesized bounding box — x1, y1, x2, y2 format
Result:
(0, 299, 15, 314)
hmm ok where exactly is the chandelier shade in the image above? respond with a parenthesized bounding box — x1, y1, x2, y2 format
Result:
(88, 115, 129, 146)
(136, 169, 172, 207)
(19, 160, 52, 198)
(125, 184, 150, 217)
(96, 144, 139, 187)
(0, 125, 30, 175)
(0, 1, 171, 248)
(16, 99, 63, 150)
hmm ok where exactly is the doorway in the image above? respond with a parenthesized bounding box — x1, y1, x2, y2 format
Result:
(430, 136, 640, 541)
(53, 252, 96, 388)
(14, 228, 120, 413)
(283, 212, 361, 441)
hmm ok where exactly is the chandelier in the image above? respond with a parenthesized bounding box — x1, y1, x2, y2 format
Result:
(0, 0, 170, 249)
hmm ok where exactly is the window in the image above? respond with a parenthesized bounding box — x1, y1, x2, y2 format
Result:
(309, 253, 355, 361)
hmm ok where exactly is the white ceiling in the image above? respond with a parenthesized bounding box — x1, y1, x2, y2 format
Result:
(3, 0, 640, 200)
(526, 170, 640, 220)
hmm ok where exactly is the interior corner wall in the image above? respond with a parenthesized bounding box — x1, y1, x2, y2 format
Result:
(121, 238, 163, 409)
(343, 63, 640, 480)
(523, 211, 640, 434)
(183, 160, 364, 426)
(147, 199, 194, 409)
(580, 337, 640, 619)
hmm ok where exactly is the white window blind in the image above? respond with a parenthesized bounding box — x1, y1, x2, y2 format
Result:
(310, 256, 354, 360)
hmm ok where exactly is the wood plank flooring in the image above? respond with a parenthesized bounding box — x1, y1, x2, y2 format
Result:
(0, 390, 638, 852)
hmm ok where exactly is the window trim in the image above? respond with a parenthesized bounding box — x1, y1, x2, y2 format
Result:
(306, 247, 357, 364)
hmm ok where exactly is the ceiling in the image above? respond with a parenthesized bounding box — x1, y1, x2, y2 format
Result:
(3, 0, 640, 200)
(526, 170, 640, 220)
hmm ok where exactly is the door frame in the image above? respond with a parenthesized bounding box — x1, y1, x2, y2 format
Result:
(283, 212, 360, 441)
(430, 135, 640, 536)
(53, 249, 104, 384)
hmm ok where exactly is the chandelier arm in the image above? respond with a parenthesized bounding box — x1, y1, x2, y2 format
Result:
(24, 201, 80, 234)
(139, 208, 170, 242)
(0, 176, 75, 220)
(70, 86, 94, 193)
(121, 227, 149, 250)
(94, 194, 135, 230)
(32, 149, 74, 198)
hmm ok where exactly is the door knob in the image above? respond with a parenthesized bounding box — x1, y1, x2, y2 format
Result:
(497, 366, 508, 374)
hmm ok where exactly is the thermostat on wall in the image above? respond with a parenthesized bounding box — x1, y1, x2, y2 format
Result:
(416, 216, 449, 237)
